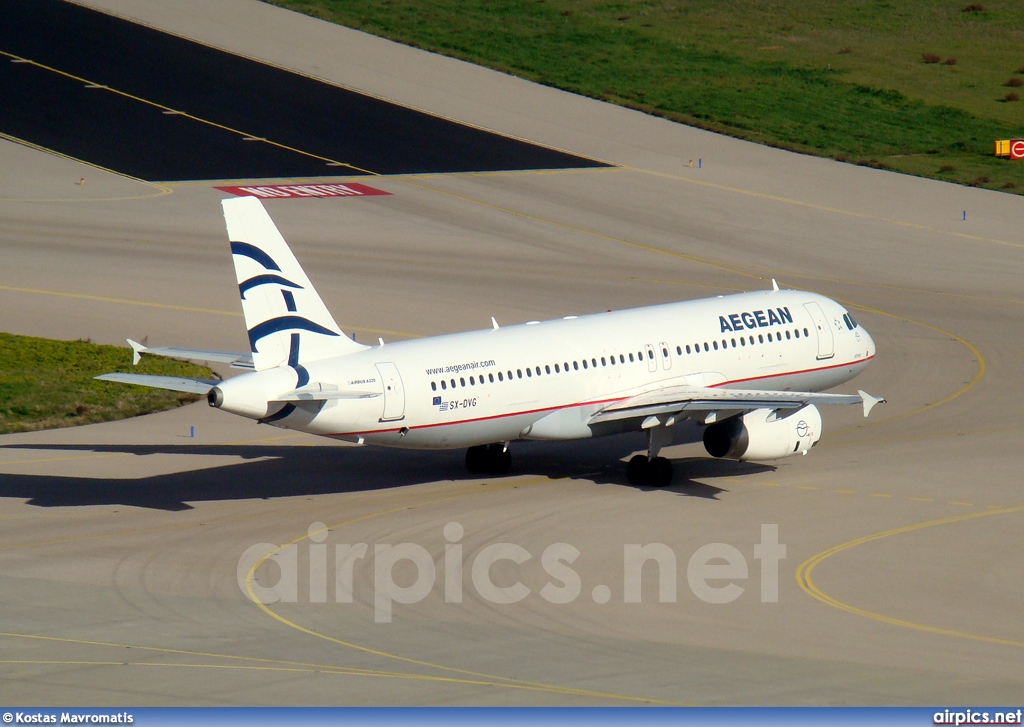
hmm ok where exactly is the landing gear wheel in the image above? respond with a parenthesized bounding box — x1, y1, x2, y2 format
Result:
(465, 445, 487, 474)
(647, 456, 673, 488)
(465, 443, 511, 476)
(626, 455, 673, 487)
(492, 447, 512, 475)
(627, 455, 649, 486)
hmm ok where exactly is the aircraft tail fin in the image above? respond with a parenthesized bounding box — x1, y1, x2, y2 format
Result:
(221, 197, 367, 372)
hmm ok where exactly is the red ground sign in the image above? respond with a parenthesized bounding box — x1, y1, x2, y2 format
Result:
(1011, 140, 1024, 160)
(215, 183, 391, 198)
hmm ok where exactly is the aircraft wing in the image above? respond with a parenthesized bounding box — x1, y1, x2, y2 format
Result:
(127, 339, 254, 369)
(94, 373, 220, 394)
(589, 386, 884, 426)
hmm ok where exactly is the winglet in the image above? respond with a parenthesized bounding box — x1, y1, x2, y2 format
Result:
(127, 338, 147, 366)
(858, 390, 886, 417)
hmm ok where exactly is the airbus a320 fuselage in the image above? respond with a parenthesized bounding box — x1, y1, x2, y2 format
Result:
(99, 197, 884, 487)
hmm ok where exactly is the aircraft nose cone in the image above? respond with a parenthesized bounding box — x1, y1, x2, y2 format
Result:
(862, 327, 876, 358)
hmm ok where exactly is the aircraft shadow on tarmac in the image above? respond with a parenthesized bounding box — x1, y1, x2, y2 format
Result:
(0, 435, 773, 511)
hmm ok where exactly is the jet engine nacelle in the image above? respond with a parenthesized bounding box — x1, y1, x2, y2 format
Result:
(703, 405, 822, 461)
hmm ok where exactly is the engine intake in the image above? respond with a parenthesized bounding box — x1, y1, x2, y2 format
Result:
(703, 405, 822, 461)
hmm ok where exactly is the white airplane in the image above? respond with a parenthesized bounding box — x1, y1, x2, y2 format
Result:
(97, 197, 884, 487)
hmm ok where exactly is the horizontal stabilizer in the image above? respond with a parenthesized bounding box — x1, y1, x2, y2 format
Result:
(95, 373, 220, 395)
(272, 383, 382, 402)
(128, 339, 254, 369)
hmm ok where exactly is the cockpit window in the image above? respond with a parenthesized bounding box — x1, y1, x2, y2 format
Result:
(842, 313, 855, 330)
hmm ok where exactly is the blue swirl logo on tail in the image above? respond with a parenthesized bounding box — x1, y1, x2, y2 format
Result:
(238, 274, 304, 299)
(230, 241, 281, 271)
(247, 316, 340, 353)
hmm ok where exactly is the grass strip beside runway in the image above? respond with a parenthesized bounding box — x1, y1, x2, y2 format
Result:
(0, 333, 212, 434)
(269, 0, 1024, 193)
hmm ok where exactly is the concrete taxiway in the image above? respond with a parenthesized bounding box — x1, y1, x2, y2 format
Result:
(0, 0, 1022, 706)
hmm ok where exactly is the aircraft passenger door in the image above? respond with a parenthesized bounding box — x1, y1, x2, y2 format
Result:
(659, 341, 671, 370)
(644, 344, 657, 373)
(803, 302, 835, 360)
(375, 362, 406, 421)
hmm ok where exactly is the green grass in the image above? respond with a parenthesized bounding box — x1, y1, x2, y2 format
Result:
(265, 0, 1024, 192)
(0, 333, 214, 434)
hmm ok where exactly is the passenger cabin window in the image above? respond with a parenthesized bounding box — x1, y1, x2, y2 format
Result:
(431, 382, 437, 391)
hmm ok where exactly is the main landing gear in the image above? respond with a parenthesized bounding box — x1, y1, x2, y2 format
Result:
(466, 443, 512, 475)
(626, 425, 675, 488)
(626, 455, 673, 488)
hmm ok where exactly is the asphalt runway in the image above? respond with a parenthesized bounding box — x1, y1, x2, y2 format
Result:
(0, 0, 604, 180)
(1, 0, 1022, 706)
